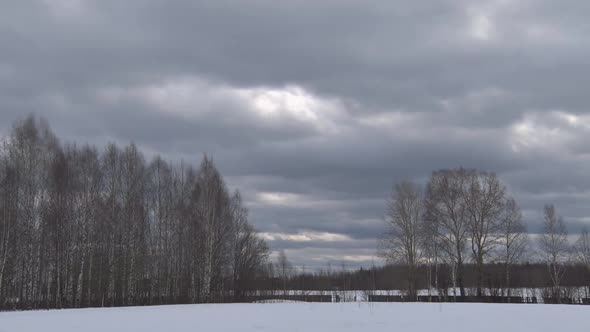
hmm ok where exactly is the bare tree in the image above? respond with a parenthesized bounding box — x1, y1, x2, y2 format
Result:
(99, 143, 122, 306)
(574, 227, 590, 296)
(230, 191, 269, 301)
(539, 204, 569, 301)
(498, 198, 528, 298)
(422, 215, 441, 299)
(0, 141, 17, 306)
(43, 147, 75, 309)
(191, 156, 233, 302)
(424, 169, 470, 298)
(276, 249, 291, 296)
(379, 181, 424, 300)
(147, 156, 175, 304)
(463, 171, 506, 297)
(72, 145, 102, 307)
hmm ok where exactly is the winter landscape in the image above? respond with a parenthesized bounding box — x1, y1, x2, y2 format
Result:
(3, 0, 590, 331)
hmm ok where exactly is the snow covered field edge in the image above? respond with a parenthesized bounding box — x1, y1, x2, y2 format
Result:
(1, 302, 588, 332)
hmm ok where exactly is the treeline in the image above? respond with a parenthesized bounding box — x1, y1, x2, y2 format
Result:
(257, 263, 590, 295)
(0, 116, 269, 310)
(378, 170, 590, 302)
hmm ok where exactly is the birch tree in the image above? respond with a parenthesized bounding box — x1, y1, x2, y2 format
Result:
(498, 198, 527, 298)
(277, 250, 291, 296)
(539, 204, 569, 301)
(379, 181, 424, 300)
(574, 227, 590, 296)
(230, 191, 269, 300)
(463, 171, 506, 297)
(191, 156, 234, 302)
(0, 142, 18, 305)
(424, 169, 470, 298)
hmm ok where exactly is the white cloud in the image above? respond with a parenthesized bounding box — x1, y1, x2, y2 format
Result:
(259, 231, 352, 242)
(313, 254, 375, 263)
(509, 111, 590, 153)
(470, 13, 494, 41)
(97, 77, 347, 135)
(256, 192, 302, 206)
(236, 85, 346, 134)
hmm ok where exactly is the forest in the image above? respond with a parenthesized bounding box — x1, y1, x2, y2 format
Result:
(0, 116, 269, 309)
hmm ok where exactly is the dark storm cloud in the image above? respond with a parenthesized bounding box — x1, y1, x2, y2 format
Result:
(2, 0, 590, 268)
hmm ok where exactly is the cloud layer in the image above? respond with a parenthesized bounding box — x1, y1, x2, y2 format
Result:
(2, 0, 590, 269)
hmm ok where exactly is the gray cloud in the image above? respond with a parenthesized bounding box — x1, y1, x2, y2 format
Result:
(2, 0, 590, 269)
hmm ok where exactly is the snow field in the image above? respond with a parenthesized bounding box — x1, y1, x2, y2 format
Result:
(1, 302, 589, 332)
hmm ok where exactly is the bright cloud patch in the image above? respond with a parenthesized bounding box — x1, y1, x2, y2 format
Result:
(240, 86, 319, 120)
(256, 192, 302, 206)
(97, 77, 346, 135)
(313, 255, 375, 263)
(510, 111, 590, 153)
(470, 13, 494, 41)
(259, 231, 351, 242)
(236, 85, 345, 133)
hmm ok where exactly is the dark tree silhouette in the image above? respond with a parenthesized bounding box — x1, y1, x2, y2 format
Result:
(0, 116, 269, 310)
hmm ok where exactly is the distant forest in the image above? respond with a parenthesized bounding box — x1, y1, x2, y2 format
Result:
(1, 116, 589, 310)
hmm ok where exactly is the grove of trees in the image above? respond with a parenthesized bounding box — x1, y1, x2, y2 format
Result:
(0, 116, 269, 310)
(380, 168, 589, 302)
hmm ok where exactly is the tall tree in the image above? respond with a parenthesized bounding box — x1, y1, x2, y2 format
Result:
(379, 181, 424, 300)
(43, 147, 75, 308)
(0, 141, 18, 306)
(424, 169, 470, 298)
(276, 250, 291, 296)
(463, 171, 506, 297)
(230, 191, 269, 301)
(147, 156, 174, 304)
(101, 143, 122, 306)
(574, 227, 590, 297)
(191, 156, 233, 302)
(539, 204, 569, 301)
(72, 145, 103, 307)
(498, 198, 528, 298)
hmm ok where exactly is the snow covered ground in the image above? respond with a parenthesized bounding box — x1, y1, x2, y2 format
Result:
(1, 302, 588, 332)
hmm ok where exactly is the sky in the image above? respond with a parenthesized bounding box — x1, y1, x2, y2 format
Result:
(2, 0, 590, 270)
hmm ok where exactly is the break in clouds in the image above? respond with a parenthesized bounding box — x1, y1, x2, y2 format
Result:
(2, 0, 590, 269)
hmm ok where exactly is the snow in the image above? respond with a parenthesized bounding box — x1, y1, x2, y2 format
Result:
(1, 302, 588, 332)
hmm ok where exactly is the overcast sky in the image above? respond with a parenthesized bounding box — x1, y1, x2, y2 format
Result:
(2, 0, 590, 270)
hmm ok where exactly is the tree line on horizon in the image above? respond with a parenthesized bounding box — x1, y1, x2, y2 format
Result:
(0, 116, 269, 310)
(378, 169, 590, 302)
